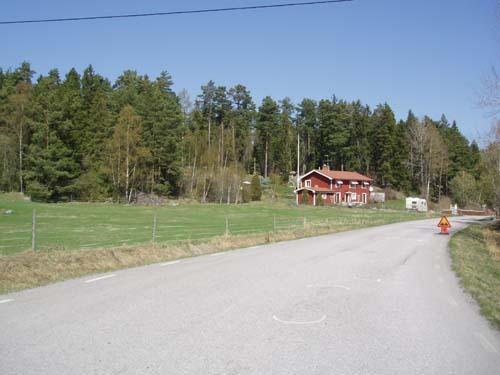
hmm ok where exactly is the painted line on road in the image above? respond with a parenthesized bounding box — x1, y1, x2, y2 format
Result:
(273, 314, 327, 325)
(0, 299, 14, 304)
(159, 260, 181, 267)
(355, 276, 382, 283)
(307, 284, 350, 290)
(84, 274, 116, 283)
(210, 252, 226, 257)
(474, 332, 499, 353)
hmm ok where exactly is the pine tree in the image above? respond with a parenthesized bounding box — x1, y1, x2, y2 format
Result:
(297, 99, 318, 173)
(370, 104, 397, 186)
(250, 174, 261, 201)
(255, 97, 279, 178)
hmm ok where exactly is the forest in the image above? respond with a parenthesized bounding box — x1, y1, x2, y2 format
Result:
(0, 62, 498, 208)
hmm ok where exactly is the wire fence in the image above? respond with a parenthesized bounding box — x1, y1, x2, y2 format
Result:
(0, 208, 420, 255)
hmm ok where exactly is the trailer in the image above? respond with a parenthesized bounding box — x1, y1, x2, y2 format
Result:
(406, 197, 428, 212)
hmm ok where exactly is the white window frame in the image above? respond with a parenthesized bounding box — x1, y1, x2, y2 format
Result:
(305, 180, 311, 188)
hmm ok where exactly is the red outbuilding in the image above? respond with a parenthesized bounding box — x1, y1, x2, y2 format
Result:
(295, 165, 373, 206)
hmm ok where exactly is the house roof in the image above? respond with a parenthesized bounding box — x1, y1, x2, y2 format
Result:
(300, 169, 372, 182)
(323, 170, 372, 181)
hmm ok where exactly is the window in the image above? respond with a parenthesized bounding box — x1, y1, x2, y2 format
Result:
(334, 192, 340, 203)
(350, 181, 358, 188)
(305, 180, 311, 187)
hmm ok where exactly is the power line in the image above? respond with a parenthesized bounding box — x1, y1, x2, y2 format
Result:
(0, 0, 353, 25)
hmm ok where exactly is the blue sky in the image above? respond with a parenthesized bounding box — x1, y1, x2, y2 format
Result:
(2, 0, 498, 142)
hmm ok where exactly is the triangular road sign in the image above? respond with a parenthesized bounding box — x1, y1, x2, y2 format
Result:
(437, 215, 451, 227)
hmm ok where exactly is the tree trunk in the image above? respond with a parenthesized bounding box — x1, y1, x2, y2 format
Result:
(125, 123, 130, 203)
(208, 111, 212, 148)
(264, 138, 268, 178)
(190, 147, 197, 195)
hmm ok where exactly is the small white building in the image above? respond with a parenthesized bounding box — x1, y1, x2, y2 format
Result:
(406, 197, 428, 212)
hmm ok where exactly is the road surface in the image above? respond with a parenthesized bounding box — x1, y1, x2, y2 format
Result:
(1, 216, 499, 374)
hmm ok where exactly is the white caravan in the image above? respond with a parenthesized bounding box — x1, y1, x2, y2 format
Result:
(406, 197, 428, 212)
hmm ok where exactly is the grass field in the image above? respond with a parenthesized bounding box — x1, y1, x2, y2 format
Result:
(449, 222, 500, 330)
(0, 193, 425, 256)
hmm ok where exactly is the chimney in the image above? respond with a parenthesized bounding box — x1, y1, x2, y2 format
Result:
(321, 163, 330, 171)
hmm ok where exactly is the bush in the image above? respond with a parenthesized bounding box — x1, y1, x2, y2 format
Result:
(250, 174, 262, 201)
(26, 181, 51, 202)
(301, 190, 309, 205)
(241, 184, 251, 203)
(74, 171, 108, 201)
(316, 193, 324, 206)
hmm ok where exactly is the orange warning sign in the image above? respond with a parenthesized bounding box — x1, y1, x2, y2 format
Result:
(437, 216, 451, 227)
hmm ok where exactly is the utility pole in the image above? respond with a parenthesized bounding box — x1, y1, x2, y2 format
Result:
(296, 133, 300, 188)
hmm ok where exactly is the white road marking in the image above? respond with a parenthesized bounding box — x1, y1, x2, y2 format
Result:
(355, 276, 382, 283)
(307, 284, 350, 290)
(0, 299, 14, 304)
(474, 332, 499, 353)
(160, 260, 181, 267)
(210, 252, 225, 257)
(273, 314, 327, 325)
(84, 274, 116, 283)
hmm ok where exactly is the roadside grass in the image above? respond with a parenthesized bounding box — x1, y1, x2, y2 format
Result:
(449, 221, 500, 330)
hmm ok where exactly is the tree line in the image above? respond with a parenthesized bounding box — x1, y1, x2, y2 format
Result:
(0, 62, 496, 208)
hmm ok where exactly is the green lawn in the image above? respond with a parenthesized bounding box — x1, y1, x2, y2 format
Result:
(0, 193, 425, 256)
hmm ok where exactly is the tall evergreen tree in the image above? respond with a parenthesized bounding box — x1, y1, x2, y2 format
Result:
(255, 96, 279, 178)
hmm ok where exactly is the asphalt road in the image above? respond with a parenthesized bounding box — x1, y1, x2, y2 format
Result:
(1, 216, 499, 375)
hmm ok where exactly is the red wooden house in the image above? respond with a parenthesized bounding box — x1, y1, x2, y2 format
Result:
(295, 165, 372, 206)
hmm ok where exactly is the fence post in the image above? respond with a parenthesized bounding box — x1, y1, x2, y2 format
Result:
(152, 211, 157, 246)
(32, 208, 36, 252)
(225, 216, 229, 237)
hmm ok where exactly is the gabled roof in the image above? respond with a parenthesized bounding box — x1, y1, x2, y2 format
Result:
(300, 169, 372, 182)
